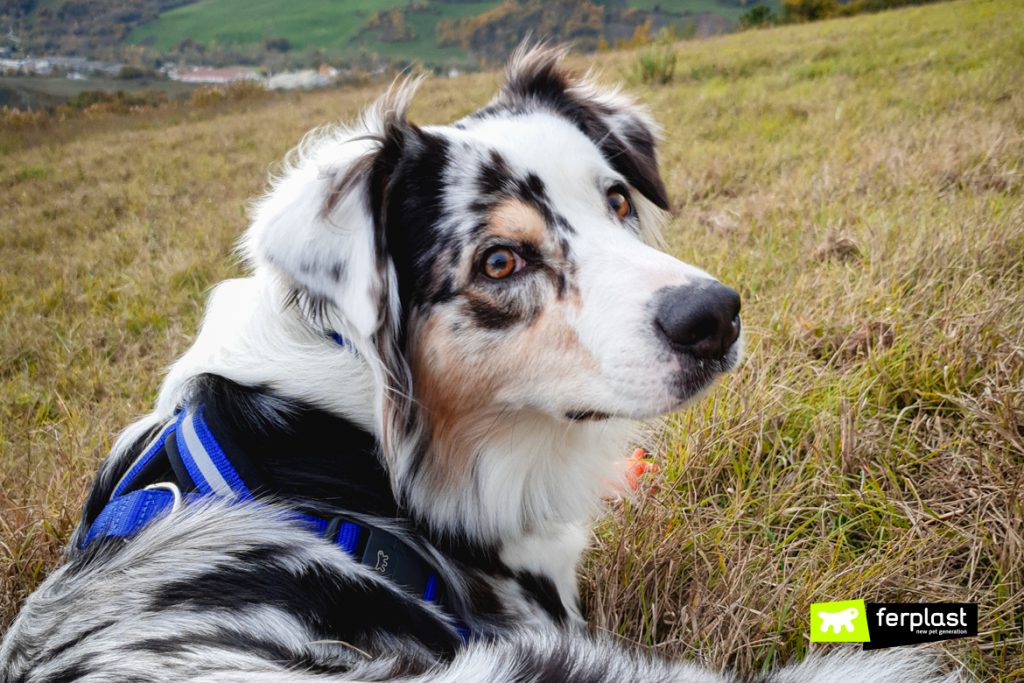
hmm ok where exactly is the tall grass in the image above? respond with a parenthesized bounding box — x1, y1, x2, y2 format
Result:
(1, 1, 1021, 680)
(636, 46, 679, 84)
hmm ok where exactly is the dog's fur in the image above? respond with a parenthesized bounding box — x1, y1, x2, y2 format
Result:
(1, 47, 957, 683)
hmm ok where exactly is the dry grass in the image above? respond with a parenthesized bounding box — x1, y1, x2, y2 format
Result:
(1, 0, 1021, 680)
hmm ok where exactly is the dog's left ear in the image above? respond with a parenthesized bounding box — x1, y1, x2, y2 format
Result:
(494, 44, 670, 212)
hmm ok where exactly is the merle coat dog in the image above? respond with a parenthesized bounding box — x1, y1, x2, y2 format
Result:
(0, 46, 956, 683)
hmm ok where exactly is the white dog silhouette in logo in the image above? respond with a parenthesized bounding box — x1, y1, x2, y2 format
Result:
(374, 550, 389, 574)
(818, 607, 860, 634)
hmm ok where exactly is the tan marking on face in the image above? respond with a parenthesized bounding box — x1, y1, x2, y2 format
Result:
(488, 199, 549, 247)
(410, 295, 599, 492)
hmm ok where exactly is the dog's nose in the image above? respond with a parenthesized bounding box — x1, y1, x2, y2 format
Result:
(654, 282, 741, 360)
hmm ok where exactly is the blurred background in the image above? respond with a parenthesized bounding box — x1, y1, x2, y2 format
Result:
(2, 0, 944, 110)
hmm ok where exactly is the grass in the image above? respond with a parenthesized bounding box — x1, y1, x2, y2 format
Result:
(0, 76, 197, 110)
(1, 0, 1022, 679)
(126, 0, 773, 64)
(628, 0, 772, 22)
(126, 0, 502, 60)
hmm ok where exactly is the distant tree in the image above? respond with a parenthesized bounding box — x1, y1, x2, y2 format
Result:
(740, 4, 776, 27)
(263, 36, 291, 52)
(117, 64, 158, 79)
(678, 18, 696, 39)
(439, 0, 605, 58)
(364, 8, 416, 43)
(2, 0, 37, 14)
(175, 37, 201, 52)
(56, 1, 90, 21)
(616, 17, 652, 49)
(783, 0, 839, 21)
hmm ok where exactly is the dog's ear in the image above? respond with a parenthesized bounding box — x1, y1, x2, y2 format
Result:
(241, 81, 418, 344)
(495, 44, 670, 213)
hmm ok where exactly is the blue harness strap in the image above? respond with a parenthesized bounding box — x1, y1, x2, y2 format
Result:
(82, 403, 466, 638)
(111, 421, 177, 498)
(82, 486, 177, 547)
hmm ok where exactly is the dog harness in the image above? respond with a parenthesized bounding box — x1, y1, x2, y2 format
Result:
(81, 403, 464, 635)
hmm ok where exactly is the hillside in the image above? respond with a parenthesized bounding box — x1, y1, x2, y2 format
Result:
(1, 0, 1021, 679)
(127, 0, 501, 65)
(2, 0, 774, 67)
(126, 0, 766, 64)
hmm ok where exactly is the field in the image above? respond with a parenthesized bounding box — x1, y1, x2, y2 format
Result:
(0, 75, 197, 111)
(126, 0, 765, 64)
(2, 0, 1022, 679)
(128, 0, 499, 62)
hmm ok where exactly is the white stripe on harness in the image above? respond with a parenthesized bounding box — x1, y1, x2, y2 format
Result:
(178, 409, 237, 498)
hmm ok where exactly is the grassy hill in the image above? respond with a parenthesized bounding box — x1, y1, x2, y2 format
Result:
(125, 0, 766, 65)
(2, 0, 1021, 679)
(127, 0, 500, 63)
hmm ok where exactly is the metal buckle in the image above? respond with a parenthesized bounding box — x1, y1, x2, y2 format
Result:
(144, 482, 183, 513)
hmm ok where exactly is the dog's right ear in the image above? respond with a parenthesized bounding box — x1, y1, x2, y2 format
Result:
(241, 82, 418, 345)
(496, 44, 670, 214)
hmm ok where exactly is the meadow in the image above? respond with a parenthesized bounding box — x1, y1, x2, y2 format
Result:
(126, 0, 767, 64)
(127, 0, 500, 62)
(0, 75, 197, 111)
(2, 0, 1021, 679)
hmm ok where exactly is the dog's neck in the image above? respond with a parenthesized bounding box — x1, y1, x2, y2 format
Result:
(156, 273, 636, 613)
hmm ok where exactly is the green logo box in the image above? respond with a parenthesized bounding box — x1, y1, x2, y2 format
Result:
(810, 599, 871, 643)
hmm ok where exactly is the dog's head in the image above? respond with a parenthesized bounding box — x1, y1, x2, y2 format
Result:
(243, 46, 742, 532)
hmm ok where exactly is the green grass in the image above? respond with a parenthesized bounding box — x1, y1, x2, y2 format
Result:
(629, 0, 773, 22)
(126, 0, 775, 63)
(2, 0, 1022, 680)
(127, 0, 502, 61)
(129, 0, 413, 53)
(352, 2, 500, 64)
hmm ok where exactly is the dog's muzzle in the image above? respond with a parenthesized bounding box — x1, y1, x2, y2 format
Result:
(653, 282, 742, 361)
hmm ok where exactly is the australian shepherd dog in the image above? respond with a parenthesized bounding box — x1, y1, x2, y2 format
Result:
(1, 46, 955, 683)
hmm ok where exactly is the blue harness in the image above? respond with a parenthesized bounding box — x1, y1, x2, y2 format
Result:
(82, 403, 461, 628)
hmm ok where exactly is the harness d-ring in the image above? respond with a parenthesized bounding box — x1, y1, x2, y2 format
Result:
(144, 482, 183, 513)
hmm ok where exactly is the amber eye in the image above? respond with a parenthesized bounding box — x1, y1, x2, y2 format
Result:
(607, 188, 632, 219)
(481, 246, 522, 280)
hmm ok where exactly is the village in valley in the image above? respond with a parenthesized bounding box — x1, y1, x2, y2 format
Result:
(0, 48, 346, 91)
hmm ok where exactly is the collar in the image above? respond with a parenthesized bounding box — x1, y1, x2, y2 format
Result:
(81, 403, 466, 639)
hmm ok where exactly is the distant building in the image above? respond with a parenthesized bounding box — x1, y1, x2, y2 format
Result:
(174, 67, 262, 84)
(0, 58, 24, 74)
(29, 58, 51, 75)
(43, 56, 123, 77)
(266, 66, 337, 91)
(0, 56, 124, 77)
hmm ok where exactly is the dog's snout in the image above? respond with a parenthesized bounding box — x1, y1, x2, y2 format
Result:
(654, 282, 741, 359)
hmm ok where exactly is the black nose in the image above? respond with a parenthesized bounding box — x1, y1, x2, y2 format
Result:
(654, 282, 742, 359)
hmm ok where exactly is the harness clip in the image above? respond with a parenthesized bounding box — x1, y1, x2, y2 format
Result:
(144, 482, 183, 513)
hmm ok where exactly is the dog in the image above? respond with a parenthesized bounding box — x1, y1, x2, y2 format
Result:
(0, 46, 956, 683)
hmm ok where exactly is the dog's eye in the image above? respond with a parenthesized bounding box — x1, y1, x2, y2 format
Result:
(481, 247, 523, 280)
(607, 188, 633, 219)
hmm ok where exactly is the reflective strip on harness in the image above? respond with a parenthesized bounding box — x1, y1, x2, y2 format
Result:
(174, 407, 251, 500)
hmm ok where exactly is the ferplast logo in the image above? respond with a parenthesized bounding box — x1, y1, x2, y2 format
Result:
(810, 601, 978, 650)
(862, 603, 978, 651)
(810, 600, 870, 643)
